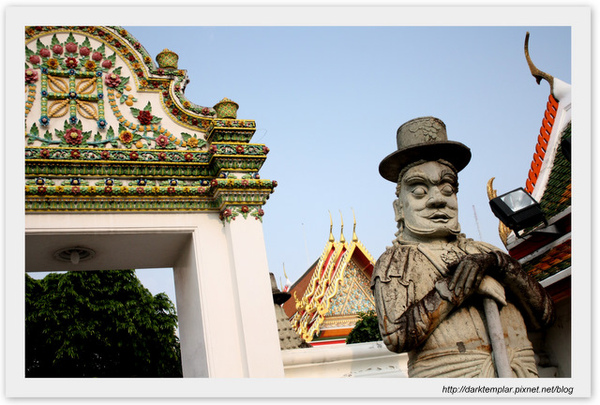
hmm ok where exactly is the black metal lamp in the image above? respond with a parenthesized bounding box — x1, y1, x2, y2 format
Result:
(489, 187, 547, 237)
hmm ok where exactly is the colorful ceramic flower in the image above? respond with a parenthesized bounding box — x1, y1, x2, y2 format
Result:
(105, 73, 121, 88)
(158, 152, 167, 161)
(40, 149, 50, 158)
(236, 145, 244, 154)
(29, 54, 41, 65)
(52, 44, 63, 55)
(70, 150, 80, 159)
(71, 186, 80, 195)
(39, 48, 51, 58)
(119, 130, 133, 144)
(101, 150, 110, 160)
(65, 128, 83, 145)
(155, 135, 169, 148)
(137, 110, 153, 125)
(241, 206, 249, 213)
(65, 57, 78, 68)
(184, 153, 193, 161)
(25, 68, 38, 83)
(101, 59, 112, 69)
(187, 137, 199, 148)
(84, 60, 97, 71)
(92, 52, 103, 61)
(47, 58, 59, 69)
(129, 151, 138, 160)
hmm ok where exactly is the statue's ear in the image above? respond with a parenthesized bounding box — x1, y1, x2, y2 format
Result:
(393, 199, 403, 223)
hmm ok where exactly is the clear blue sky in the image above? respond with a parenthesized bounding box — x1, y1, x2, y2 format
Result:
(21, 8, 579, 311)
(123, 23, 572, 299)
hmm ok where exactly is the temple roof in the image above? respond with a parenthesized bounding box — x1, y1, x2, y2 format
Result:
(288, 218, 376, 344)
(502, 33, 572, 290)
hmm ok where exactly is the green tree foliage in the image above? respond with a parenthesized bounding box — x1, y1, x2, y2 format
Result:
(346, 310, 382, 344)
(26, 270, 182, 377)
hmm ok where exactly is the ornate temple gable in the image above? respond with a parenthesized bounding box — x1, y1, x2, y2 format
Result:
(289, 218, 375, 344)
(24, 26, 275, 218)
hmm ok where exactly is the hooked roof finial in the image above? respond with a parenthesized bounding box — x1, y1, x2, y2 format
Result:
(339, 210, 346, 244)
(328, 211, 335, 243)
(525, 32, 554, 94)
(352, 208, 358, 243)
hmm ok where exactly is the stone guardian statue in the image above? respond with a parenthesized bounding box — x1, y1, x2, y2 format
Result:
(371, 117, 555, 378)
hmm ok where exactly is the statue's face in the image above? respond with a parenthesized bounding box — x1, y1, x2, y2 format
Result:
(395, 161, 460, 242)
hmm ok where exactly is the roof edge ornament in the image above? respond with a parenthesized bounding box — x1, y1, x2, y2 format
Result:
(328, 211, 335, 243)
(339, 210, 346, 244)
(487, 177, 511, 247)
(525, 31, 554, 95)
(352, 208, 358, 243)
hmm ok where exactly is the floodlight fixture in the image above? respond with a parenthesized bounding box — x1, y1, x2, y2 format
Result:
(489, 187, 547, 238)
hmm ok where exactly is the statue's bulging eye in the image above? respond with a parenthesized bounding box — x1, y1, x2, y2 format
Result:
(440, 184, 455, 196)
(412, 186, 427, 197)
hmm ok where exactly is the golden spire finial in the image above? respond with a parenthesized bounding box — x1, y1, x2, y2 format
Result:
(339, 210, 346, 244)
(352, 208, 358, 242)
(525, 32, 554, 94)
(328, 211, 335, 242)
(487, 177, 511, 247)
(283, 263, 289, 280)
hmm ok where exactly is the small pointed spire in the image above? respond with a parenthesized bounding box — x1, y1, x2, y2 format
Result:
(328, 211, 335, 242)
(352, 208, 358, 242)
(339, 210, 346, 244)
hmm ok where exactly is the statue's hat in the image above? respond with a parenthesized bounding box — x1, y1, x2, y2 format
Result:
(379, 116, 472, 182)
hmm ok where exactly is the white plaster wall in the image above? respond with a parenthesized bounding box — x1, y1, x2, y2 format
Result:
(282, 341, 408, 378)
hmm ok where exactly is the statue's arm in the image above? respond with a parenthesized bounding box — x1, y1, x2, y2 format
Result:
(488, 250, 556, 330)
(373, 278, 456, 354)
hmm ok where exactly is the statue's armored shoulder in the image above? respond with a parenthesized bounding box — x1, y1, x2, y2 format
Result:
(371, 244, 416, 287)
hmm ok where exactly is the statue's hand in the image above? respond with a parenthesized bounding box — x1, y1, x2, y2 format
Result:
(477, 275, 507, 306)
(447, 253, 497, 299)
